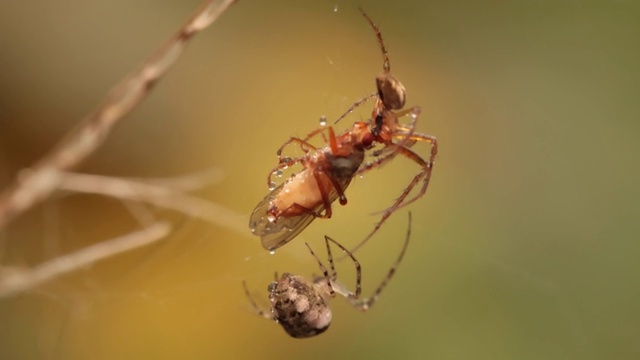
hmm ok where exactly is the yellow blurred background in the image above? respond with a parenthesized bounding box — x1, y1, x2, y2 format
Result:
(1, 0, 639, 359)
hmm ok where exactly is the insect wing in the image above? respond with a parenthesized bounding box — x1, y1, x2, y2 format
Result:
(261, 211, 317, 251)
(249, 176, 353, 251)
(249, 183, 318, 251)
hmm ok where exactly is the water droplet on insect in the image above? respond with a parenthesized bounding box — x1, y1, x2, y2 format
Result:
(269, 250, 276, 255)
(268, 182, 276, 190)
(319, 115, 327, 127)
(267, 213, 276, 222)
(274, 170, 283, 178)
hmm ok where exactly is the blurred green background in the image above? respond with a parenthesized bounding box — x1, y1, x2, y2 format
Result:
(1, 0, 639, 359)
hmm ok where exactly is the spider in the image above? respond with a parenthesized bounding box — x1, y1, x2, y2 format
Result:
(243, 212, 412, 338)
(249, 10, 437, 253)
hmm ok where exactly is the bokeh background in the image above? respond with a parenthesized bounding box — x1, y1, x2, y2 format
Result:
(1, 0, 639, 359)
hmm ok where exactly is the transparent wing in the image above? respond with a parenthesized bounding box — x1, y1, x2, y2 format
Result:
(249, 178, 352, 251)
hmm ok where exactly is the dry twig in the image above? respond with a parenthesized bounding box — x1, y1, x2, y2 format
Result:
(58, 171, 249, 237)
(0, 222, 171, 298)
(0, 0, 238, 229)
(0, 0, 241, 298)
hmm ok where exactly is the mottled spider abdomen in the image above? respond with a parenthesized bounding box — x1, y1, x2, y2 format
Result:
(269, 273, 333, 338)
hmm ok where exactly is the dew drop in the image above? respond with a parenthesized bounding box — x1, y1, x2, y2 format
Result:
(275, 170, 283, 178)
(267, 213, 276, 222)
(269, 250, 276, 255)
(319, 115, 327, 127)
(268, 182, 276, 190)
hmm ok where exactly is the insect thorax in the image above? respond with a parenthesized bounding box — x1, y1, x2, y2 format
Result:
(325, 151, 365, 180)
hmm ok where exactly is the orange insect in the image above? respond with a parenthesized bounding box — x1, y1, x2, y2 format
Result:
(249, 10, 437, 252)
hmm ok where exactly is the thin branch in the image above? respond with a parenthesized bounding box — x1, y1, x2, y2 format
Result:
(128, 167, 225, 192)
(58, 171, 250, 238)
(0, 222, 171, 298)
(0, 0, 238, 229)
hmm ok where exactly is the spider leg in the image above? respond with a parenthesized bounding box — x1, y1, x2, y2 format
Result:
(305, 241, 335, 297)
(392, 133, 438, 209)
(324, 236, 362, 300)
(348, 103, 435, 252)
(350, 212, 412, 311)
(359, 8, 391, 74)
(355, 105, 421, 176)
(333, 92, 378, 125)
(351, 136, 434, 254)
(324, 235, 338, 281)
(388, 105, 420, 147)
(367, 132, 438, 213)
(355, 139, 418, 176)
(242, 281, 274, 320)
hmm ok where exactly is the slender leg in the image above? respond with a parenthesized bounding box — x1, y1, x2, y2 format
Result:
(351, 138, 435, 254)
(350, 212, 412, 311)
(242, 281, 274, 320)
(324, 235, 338, 281)
(324, 236, 362, 299)
(275, 136, 318, 158)
(313, 169, 335, 218)
(305, 242, 334, 297)
(333, 92, 377, 125)
(355, 106, 423, 176)
(325, 175, 348, 205)
(266, 156, 306, 189)
(275, 202, 327, 219)
(359, 8, 391, 74)
(273, 168, 339, 220)
(276, 126, 339, 160)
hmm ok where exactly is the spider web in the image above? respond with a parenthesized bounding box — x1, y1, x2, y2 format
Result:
(2, 0, 630, 359)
